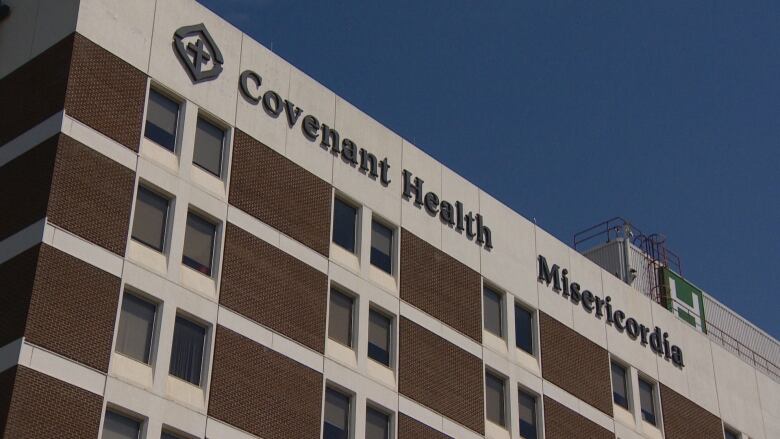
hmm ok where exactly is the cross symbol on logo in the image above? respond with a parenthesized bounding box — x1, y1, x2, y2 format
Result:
(173, 23, 224, 83)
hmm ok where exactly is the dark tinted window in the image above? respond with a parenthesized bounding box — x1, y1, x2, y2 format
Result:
(169, 316, 206, 386)
(182, 212, 216, 276)
(115, 293, 156, 364)
(724, 429, 739, 439)
(161, 432, 183, 439)
(328, 290, 354, 347)
(518, 389, 537, 439)
(515, 304, 534, 354)
(486, 371, 506, 427)
(370, 220, 393, 274)
(639, 378, 657, 425)
(483, 287, 503, 336)
(131, 187, 169, 251)
(145, 89, 179, 151)
(193, 117, 225, 177)
(365, 407, 390, 439)
(611, 362, 630, 409)
(324, 388, 350, 439)
(332, 198, 357, 253)
(102, 411, 141, 439)
(368, 309, 391, 366)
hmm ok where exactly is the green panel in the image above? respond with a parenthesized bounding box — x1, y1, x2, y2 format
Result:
(661, 268, 707, 333)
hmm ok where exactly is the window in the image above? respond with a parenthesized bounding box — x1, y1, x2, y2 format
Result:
(724, 428, 739, 439)
(324, 388, 351, 439)
(332, 198, 357, 253)
(611, 361, 630, 409)
(131, 187, 169, 252)
(518, 389, 538, 439)
(169, 316, 206, 386)
(366, 407, 390, 439)
(145, 89, 179, 151)
(328, 290, 354, 348)
(368, 309, 391, 366)
(193, 116, 225, 177)
(483, 286, 503, 337)
(115, 293, 156, 364)
(485, 371, 506, 427)
(515, 303, 534, 354)
(182, 211, 217, 276)
(102, 411, 141, 439)
(370, 220, 393, 274)
(638, 378, 657, 425)
(161, 432, 184, 439)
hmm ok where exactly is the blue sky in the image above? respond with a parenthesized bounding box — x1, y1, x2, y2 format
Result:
(198, 0, 780, 338)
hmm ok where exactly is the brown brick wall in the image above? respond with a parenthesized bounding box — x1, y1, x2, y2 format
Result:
(1, 366, 102, 439)
(660, 384, 723, 439)
(0, 35, 73, 147)
(47, 134, 135, 255)
(0, 366, 16, 435)
(399, 317, 484, 434)
(0, 137, 57, 241)
(25, 244, 121, 372)
(220, 223, 328, 353)
(209, 326, 323, 439)
(65, 34, 147, 151)
(539, 312, 613, 416)
(229, 130, 332, 256)
(543, 396, 613, 439)
(400, 230, 482, 342)
(0, 246, 40, 347)
(398, 413, 453, 439)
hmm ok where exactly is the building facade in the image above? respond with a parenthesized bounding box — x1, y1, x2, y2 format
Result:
(0, 1, 778, 438)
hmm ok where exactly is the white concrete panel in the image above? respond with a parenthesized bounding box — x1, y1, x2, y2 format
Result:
(0, 112, 62, 165)
(148, 0, 242, 123)
(217, 306, 273, 349)
(279, 234, 328, 274)
(534, 227, 573, 326)
(0, 0, 40, 79)
(398, 395, 444, 432)
(648, 302, 691, 403)
(62, 115, 138, 170)
(399, 301, 482, 358)
(206, 417, 258, 439)
(75, 0, 155, 72)
(285, 66, 336, 182)
(400, 140, 442, 248)
(601, 271, 659, 379)
(332, 97, 403, 223)
(29, 345, 106, 395)
(105, 377, 208, 438)
(756, 371, 780, 439)
(568, 249, 608, 348)
(711, 343, 767, 439)
(31, 0, 79, 57)
(227, 206, 281, 248)
(0, 219, 45, 265)
(480, 192, 538, 308)
(441, 417, 484, 439)
(271, 333, 323, 373)
(0, 0, 78, 79)
(49, 224, 124, 276)
(440, 166, 481, 271)
(234, 35, 290, 155)
(0, 338, 23, 373)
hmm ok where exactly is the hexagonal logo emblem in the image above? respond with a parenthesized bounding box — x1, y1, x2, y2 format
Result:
(173, 23, 224, 83)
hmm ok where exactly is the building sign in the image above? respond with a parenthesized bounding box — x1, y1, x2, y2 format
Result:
(661, 268, 706, 332)
(238, 69, 493, 250)
(172, 23, 493, 249)
(173, 23, 224, 83)
(538, 255, 685, 368)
